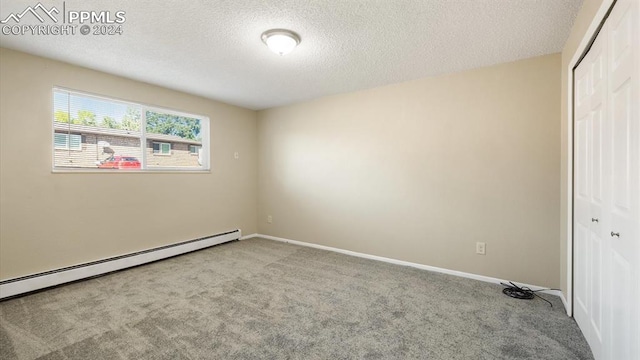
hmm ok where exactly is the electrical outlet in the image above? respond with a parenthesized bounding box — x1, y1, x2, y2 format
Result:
(234, 152, 239, 159)
(267, 215, 272, 224)
(476, 242, 486, 255)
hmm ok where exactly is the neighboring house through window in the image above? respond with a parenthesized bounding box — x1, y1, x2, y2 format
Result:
(52, 88, 210, 171)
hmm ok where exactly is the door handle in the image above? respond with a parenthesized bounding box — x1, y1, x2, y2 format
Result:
(611, 232, 620, 238)
(591, 218, 599, 222)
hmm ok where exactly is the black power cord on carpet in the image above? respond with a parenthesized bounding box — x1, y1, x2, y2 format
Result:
(500, 281, 560, 307)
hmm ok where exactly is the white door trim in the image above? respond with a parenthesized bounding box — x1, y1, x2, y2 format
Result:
(565, 0, 615, 317)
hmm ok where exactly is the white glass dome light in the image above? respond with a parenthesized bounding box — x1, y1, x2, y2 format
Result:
(261, 29, 301, 56)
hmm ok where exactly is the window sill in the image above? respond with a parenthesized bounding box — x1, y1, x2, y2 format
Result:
(52, 168, 211, 174)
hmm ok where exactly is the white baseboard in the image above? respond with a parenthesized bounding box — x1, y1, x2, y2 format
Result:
(0, 229, 240, 300)
(239, 233, 258, 240)
(255, 234, 567, 304)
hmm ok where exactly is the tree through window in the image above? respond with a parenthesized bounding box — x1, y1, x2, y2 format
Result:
(53, 88, 209, 171)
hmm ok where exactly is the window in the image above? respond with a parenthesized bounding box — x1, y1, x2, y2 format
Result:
(54, 133, 82, 150)
(153, 142, 171, 155)
(189, 145, 200, 155)
(53, 88, 210, 171)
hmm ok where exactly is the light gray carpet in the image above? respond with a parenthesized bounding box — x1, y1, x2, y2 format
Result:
(1, 238, 593, 360)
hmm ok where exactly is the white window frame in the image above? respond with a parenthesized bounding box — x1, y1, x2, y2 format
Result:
(153, 142, 172, 156)
(54, 133, 82, 151)
(52, 87, 210, 172)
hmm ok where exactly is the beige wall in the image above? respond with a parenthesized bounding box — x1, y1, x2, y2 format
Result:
(559, 0, 608, 299)
(258, 54, 562, 288)
(0, 48, 258, 280)
(0, 43, 569, 290)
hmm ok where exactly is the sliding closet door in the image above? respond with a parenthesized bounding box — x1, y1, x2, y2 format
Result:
(573, 0, 639, 359)
(606, 0, 639, 359)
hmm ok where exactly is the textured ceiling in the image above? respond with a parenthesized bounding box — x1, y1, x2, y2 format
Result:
(0, 0, 583, 110)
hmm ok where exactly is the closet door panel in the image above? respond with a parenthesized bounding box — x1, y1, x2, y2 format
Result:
(574, 56, 592, 333)
(607, 0, 639, 359)
(588, 27, 608, 351)
(574, 1, 639, 358)
(575, 221, 590, 318)
(610, 253, 631, 360)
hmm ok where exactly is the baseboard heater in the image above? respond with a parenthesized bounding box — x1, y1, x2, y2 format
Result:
(0, 229, 241, 300)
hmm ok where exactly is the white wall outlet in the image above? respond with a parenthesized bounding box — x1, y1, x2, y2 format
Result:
(234, 152, 239, 159)
(476, 242, 486, 255)
(267, 215, 272, 224)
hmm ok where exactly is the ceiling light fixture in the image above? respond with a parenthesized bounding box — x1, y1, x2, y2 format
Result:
(261, 29, 301, 56)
